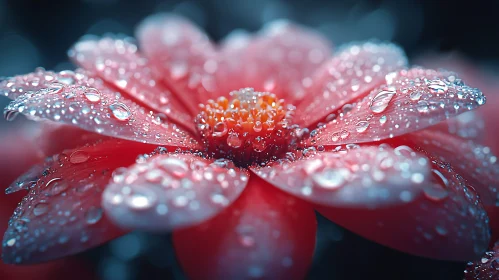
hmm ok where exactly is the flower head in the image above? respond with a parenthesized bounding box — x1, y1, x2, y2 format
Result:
(0, 13, 497, 280)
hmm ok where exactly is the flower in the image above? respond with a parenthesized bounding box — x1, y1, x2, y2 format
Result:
(0, 122, 97, 280)
(1, 13, 497, 279)
(415, 54, 499, 280)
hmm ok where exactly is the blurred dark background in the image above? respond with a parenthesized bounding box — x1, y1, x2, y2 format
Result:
(0, 0, 498, 279)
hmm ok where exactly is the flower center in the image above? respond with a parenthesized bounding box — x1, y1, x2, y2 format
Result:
(195, 88, 298, 167)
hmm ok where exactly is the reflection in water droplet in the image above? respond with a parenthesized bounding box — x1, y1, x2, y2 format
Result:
(70, 151, 90, 164)
(313, 168, 350, 189)
(427, 80, 448, 94)
(85, 206, 103, 224)
(33, 203, 50, 216)
(370, 89, 396, 113)
(416, 100, 430, 113)
(355, 121, 370, 133)
(84, 88, 101, 102)
(109, 102, 131, 121)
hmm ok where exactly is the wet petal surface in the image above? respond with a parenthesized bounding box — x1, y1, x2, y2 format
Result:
(173, 176, 316, 280)
(296, 41, 407, 127)
(307, 68, 486, 146)
(3, 69, 199, 148)
(234, 20, 332, 103)
(252, 144, 430, 208)
(317, 160, 490, 261)
(103, 153, 249, 231)
(136, 13, 217, 112)
(69, 36, 195, 132)
(401, 129, 499, 207)
(464, 240, 499, 280)
(2, 139, 156, 264)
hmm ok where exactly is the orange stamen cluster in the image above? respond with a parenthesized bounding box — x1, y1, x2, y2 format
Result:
(196, 88, 297, 166)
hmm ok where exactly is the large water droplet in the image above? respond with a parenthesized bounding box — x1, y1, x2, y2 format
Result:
(85, 206, 103, 224)
(109, 102, 131, 121)
(70, 150, 90, 164)
(83, 88, 101, 102)
(33, 203, 50, 216)
(427, 80, 448, 94)
(416, 100, 430, 113)
(370, 89, 396, 113)
(313, 168, 350, 189)
(355, 121, 370, 133)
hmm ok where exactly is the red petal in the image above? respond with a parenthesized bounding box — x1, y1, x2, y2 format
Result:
(317, 162, 490, 261)
(136, 13, 217, 112)
(0, 68, 65, 100)
(306, 67, 487, 147)
(463, 240, 499, 280)
(1, 139, 157, 264)
(416, 53, 499, 154)
(103, 154, 249, 231)
(69, 36, 195, 132)
(296, 41, 407, 127)
(401, 129, 499, 208)
(173, 176, 316, 280)
(252, 145, 431, 208)
(0, 123, 44, 188)
(235, 20, 332, 104)
(3, 69, 199, 148)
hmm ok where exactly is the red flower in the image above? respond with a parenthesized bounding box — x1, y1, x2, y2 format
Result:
(416, 54, 499, 280)
(1, 14, 497, 279)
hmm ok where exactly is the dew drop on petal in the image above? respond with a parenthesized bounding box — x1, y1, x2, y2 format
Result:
(85, 206, 103, 224)
(355, 121, 370, 133)
(370, 89, 396, 113)
(109, 102, 131, 121)
(33, 202, 50, 216)
(83, 88, 101, 102)
(427, 79, 448, 94)
(312, 168, 350, 190)
(70, 150, 90, 164)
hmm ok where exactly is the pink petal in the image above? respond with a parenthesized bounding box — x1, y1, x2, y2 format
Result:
(400, 129, 499, 208)
(296, 41, 407, 127)
(69, 36, 195, 132)
(2, 139, 157, 264)
(0, 68, 66, 100)
(464, 240, 499, 280)
(3, 69, 199, 148)
(251, 144, 431, 208)
(306, 67, 487, 146)
(0, 123, 45, 189)
(234, 20, 332, 104)
(416, 53, 499, 154)
(173, 176, 316, 280)
(102, 153, 249, 231)
(317, 161, 490, 261)
(136, 13, 217, 112)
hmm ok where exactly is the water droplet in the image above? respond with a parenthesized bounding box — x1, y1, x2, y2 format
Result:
(212, 122, 228, 137)
(379, 115, 387, 125)
(370, 89, 396, 113)
(416, 100, 430, 113)
(355, 121, 370, 133)
(109, 102, 131, 121)
(33, 203, 50, 216)
(6, 238, 16, 247)
(423, 185, 449, 201)
(127, 192, 153, 210)
(427, 80, 448, 94)
(227, 134, 242, 148)
(313, 168, 350, 189)
(83, 88, 101, 102)
(70, 150, 90, 164)
(410, 91, 422, 101)
(85, 206, 103, 224)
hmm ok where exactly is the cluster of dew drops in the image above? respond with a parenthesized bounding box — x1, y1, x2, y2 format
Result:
(306, 69, 486, 144)
(0, 68, 191, 145)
